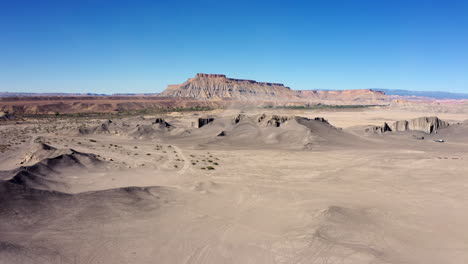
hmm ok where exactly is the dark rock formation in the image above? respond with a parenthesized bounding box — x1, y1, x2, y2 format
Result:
(367, 122, 392, 133)
(314, 117, 329, 123)
(233, 114, 247, 124)
(153, 118, 172, 129)
(257, 114, 267, 123)
(198, 117, 215, 128)
(100, 120, 113, 130)
(266, 115, 292, 127)
(217, 131, 227, 136)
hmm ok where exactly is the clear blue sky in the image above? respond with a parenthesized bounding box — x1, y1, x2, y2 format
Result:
(1, 0, 467, 93)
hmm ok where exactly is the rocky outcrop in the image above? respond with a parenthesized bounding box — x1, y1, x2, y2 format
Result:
(265, 115, 292, 127)
(313, 117, 329, 123)
(370, 117, 449, 134)
(366, 122, 392, 133)
(254, 114, 292, 127)
(153, 118, 172, 129)
(233, 114, 247, 124)
(391, 117, 449, 133)
(198, 117, 215, 128)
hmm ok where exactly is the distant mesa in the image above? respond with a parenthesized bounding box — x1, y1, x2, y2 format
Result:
(160, 73, 294, 100)
(160, 73, 390, 104)
(0, 74, 395, 116)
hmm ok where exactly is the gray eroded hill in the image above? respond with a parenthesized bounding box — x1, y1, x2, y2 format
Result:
(0, 180, 174, 264)
(0, 144, 102, 191)
(73, 113, 366, 149)
(76, 118, 189, 139)
(175, 113, 367, 149)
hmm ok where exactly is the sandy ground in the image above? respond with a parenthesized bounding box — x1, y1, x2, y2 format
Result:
(1, 107, 468, 264)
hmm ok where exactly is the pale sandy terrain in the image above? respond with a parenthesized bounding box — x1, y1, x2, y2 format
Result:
(1, 107, 468, 264)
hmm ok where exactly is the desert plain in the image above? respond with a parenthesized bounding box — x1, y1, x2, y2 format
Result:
(1, 104, 468, 264)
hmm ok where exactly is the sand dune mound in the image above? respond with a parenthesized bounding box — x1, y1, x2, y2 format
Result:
(0, 180, 172, 237)
(76, 117, 188, 139)
(130, 124, 169, 139)
(0, 240, 63, 264)
(0, 180, 175, 263)
(20, 143, 59, 165)
(80, 186, 169, 204)
(2, 147, 102, 191)
(130, 118, 191, 139)
(190, 181, 221, 193)
(78, 119, 120, 135)
(0, 180, 172, 231)
(310, 206, 391, 262)
(369, 116, 449, 134)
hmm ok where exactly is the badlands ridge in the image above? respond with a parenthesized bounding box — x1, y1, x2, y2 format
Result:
(1, 74, 468, 264)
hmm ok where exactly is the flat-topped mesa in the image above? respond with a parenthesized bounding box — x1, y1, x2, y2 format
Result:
(195, 73, 287, 87)
(160, 73, 391, 103)
(161, 73, 295, 100)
